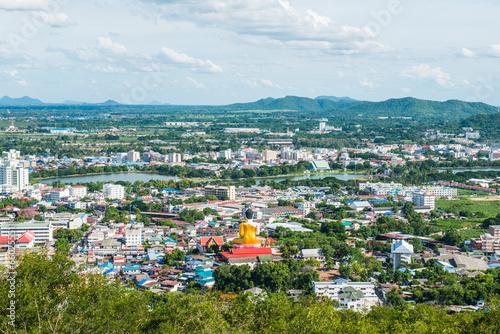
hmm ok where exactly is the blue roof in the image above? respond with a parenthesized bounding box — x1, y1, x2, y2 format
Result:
(197, 271, 213, 278)
(488, 263, 500, 268)
(103, 269, 119, 275)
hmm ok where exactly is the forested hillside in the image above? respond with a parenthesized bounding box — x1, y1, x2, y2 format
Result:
(1, 252, 499, 333)
(461, 112, 500, 139)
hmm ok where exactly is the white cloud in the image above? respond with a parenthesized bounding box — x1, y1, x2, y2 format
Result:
(140, 0, 392, 55)
(159, 47, 222, 73)
(458, 47, 476, 58)
(186, 77, 206, 89)
(401, 64, 454, 88)
(488, 44, 500, 57)
(84, 65, 126, 73)
(0, 0, 50, 10)
(359, 78, 374, 89)
(242, 77, 281, 89)
(0, 69, 30, 86)
(97, 37, 127, 55)
(30, 11, 75, 27)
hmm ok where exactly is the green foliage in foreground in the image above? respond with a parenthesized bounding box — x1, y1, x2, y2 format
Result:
(1, 252, 500, 333)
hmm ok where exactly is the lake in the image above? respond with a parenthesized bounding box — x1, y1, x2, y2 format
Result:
(42, 173, 181, 184)
(40, 171, 366, 185)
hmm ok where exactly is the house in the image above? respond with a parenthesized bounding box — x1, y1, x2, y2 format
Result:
(349, 201, 372, 212)
(300, 249, 326, 263)
(313, 281, 378, 303)
(338, 286, 367, 310)
(14, 230, 35, 248)
(199, 236, 224, 253)
(161, 280, 183, 292)
(194, 266, 215, 287)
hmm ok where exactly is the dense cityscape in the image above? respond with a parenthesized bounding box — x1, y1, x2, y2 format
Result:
(2, 0, 500, 332)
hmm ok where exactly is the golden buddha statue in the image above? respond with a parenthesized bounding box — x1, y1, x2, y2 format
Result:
(233, 208, 262, 246)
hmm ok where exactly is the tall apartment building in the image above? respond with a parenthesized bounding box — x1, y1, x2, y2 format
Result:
(0, 159, 29, 192)
(262, 150, 279, 161)
(103, 184, 125, 200)
(412, 191, 435, 209)
(204, 185, 236, 201)
(126, 150, 140, 162)
(168, 153, 182, 163)
(471, 226, 500, 253)
(125, 228, 142, 247)
(68, 185, 87, 198)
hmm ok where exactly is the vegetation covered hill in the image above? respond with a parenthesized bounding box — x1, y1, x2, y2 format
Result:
(1, 252, 500, 333)
(222, 96, 498, 121)
(225, 96, 340, 111)
(460, 112, 500, 139)
(338, 97, 498, 121)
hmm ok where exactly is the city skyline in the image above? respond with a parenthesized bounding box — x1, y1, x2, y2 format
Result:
(0, 0, 499, 105)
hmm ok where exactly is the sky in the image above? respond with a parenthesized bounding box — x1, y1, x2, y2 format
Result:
(0, 0, 499, 105)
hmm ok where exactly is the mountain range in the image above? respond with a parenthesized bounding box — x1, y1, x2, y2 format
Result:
(0, 95, 498, 121)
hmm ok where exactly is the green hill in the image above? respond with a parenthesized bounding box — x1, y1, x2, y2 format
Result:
(460, 112, 500, 139)
(225, 95, 339, 111)
(337, 97, 498, 121)
(222, 96, 498, 121)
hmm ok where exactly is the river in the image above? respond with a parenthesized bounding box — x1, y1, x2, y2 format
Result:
(40, 172, 366, 185)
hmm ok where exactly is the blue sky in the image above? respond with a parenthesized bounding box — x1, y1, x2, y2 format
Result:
(0, 0, 499, 105)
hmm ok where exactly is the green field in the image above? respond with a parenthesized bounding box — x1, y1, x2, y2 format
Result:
(436, 198, 500, 218)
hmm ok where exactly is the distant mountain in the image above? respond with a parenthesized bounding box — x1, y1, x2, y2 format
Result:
(315, 96, 359, 103)
(0, 96, 45, 106)
(225, 96, 339, 111)
(222, 96, 498, 121)
(339, 97, 498, 121)
(98, 100, 121, 106)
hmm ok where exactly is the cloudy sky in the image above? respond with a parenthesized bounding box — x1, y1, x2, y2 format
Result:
(0, 0, 499, 105)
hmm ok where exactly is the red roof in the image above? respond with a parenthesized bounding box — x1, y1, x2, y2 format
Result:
(17, 231, 35, 243)
(200, 236, 223, 247)
(0, 236, 13, 244)
(220, 247, 272, 258)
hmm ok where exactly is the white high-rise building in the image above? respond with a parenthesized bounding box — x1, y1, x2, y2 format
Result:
(412, 191, 435, 209)
(0, 159, 29, 192)
(168, 153, 182, 163)
(68, 185, 87, 198)
(103, 184, 125, 200)
(127, 151, 140, 162)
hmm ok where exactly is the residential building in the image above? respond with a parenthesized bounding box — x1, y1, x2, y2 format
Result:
(391, 240, 414, 271)
(412, 191, 435, 210)
(103, 184, 125, 200)
(50, 188, 70, 201)
(313, 280, 378, 310)
(204, 185, 236, 201)
(0, 159, 29, 192)
(127, 150, 140, 162)
(262, 150, 279, 161)
(125, 228, 142, 247)
(68, 185, 87, 198)
(301, 249, 325, 263)
(167, 153, 182, 163)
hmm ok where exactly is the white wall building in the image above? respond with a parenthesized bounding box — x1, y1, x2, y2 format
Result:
(0, 159, 29, 192)
(127, 151, 140, 162)
(103, 184, 125, 200)
(412, 191, 435, 209)
(50, 188, 70, 201)
(0, 221, 54, 243)
(391, 240, 414, 271)
(125, 228, 142, 246)
(167, 153, 182, 163)
(313, 281, 379, 310)
(68, 185, 87, 198)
